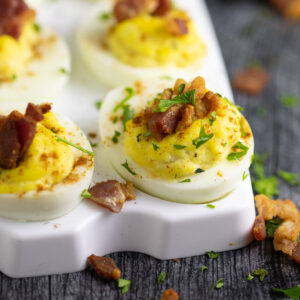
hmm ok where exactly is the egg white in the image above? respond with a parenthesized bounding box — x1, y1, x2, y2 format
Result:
(77, 1, 204, 88)
(0, 103, 94, 221)
(99, 81, 254, 204)
(0, 26, 70, 103)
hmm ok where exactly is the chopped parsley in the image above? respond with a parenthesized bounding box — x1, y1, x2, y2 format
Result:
(192, 126, 214, 149)
(200, 265, 208, 272)
(206, 204, 215, 209)
(33, 23, 41, 32)
(239, 118, 246, 137)
(280, 94, 300, 108)
(209, 112, 217, 126)
(252, 153, 269, 179)
(11, 74, 17, 81)
(212, 279, 224, 290)
(80, 189, 91, 198)
(90, 142, 98, 148)
(256, 107, 267, 117)
(180, 179, 191, 183)
(277, 170, 300, 186)
(121, 160, 136, 175)
(253, 176, 279, 198)
(242, 171, 248, 181)
(157, 272, 166, 283)
(99, 12, 110, 20)
(113, 87, 135, 113)
(59, 67, 68, 74)
(122, 105, 134, 131)
(173, 144, 186, 149)
(152, 142, 160, 151)
(158, 89, 196, 112)
(112, 131, 121, 143)
(227, 141, 249, 161)
(265, 217, 283, 238)
(246, 269, 268, 282)
(273, 284, 300, 300)
(95, 101, 102, 110)
(113, 116, 118, 124)
(178, 83, 186, 94)
(143, 131, 152, 137)
(136, 133, 142, 142)
(55, 135, 94, 156)
(117, 278, 131, 294)
(207, 251, 218, 259)
(160, 75, 172, 80)
(195, 168, 205, 174)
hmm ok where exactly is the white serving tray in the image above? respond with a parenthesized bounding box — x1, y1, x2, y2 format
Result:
(0, 0, 256, 278)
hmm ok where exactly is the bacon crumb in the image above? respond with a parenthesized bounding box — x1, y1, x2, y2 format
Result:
(87, 254, 121, 280)
(165, 17, 188, 36)
(173, 258, 179, 263)
(252, 216, 266, 241)
(269, 0, 300, 20)
(88, 180, 136, 213)
(161, 288, 179, 300)
(232, 66, 269, 95)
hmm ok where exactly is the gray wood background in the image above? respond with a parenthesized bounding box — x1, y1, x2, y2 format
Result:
(1, 0, 300, 299)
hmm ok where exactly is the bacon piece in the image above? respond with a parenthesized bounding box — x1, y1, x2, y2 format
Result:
(161, 288, 179, 300)
(232, 66, 269, 96)
(252, 216, 266, 241)
(113, 0, 159, 22)
(0, 0, 36, 39)
(292, 243, 300, 263)
(253, 194, 300, 263)
(87, 254, 121, 280)
(153, 0, 172, 16)
(161, 88, 174, 100)
(165, 17, 188, 36)
(0, 102, 51, 169)
(176, 104, 195, 131)
(195, 91, 220, 119)
(88, 180, 136, 213)
(148, 104, 182, 140)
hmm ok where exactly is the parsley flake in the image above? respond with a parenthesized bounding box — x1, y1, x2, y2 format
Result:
(117, 278, 131, 294)
(212, 279, 224, 290)
(239, 118, 246, 137)
(33, 23, 41, 32)
(59, 67, 68, 74)
(192, 126, 214, 149)
(195, 168, 205, 174)
(273, 284, 300, 300)
(90, 142, 98, 148)
(122, 105, 134, 131)
(247, 269, 268, 282)
(277, 170, 300, 186)
(157, 272, 166, 283)
(256, 107, 267, 117)
(243, 171, 248, 181)
(112, 131, 121, 144)
(180, 179, 191, 183)
(136, 133, 142, 142)
(113, 87, 135, 113)
(207, 251, 218, 259)
(80, 189, 91, 198)
(206, 204, 215, 209)
(152, 142, 160, 151)
(95, 101, 102, 110)
(209, 112, 217, 126)
(280, 94, 300, 108)
(265, 217, 283, 238)
(173, 144, 186, 149)
(143, 131, 152, 137)
(121, 160, 136, 175)
(200, 265, 208, 272)
(227, 141, 249, 161)
(55, 135, 94, 156)
(99, 12, 110, 20)
(253, 176, 279, 198)
(11, 74, 17, 81)
(178, 83, 185, 94)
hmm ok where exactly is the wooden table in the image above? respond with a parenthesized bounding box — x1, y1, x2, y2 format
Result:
(1, 0, 299, 299)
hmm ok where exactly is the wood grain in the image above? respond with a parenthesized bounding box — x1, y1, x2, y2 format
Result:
(0, 0, 300, 299)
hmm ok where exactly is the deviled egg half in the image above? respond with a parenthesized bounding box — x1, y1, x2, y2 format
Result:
(77, 0, 206, 87)
(0, 102, 94, 221)
(0, 0, 70, 102)
(99, 76, 254, 203)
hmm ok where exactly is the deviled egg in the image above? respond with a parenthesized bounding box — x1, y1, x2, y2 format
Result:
(99, 76, 254, 203)
(0, 102, 94, 221)
(0, 0, 70, 102)
(77, 0, 206, 87)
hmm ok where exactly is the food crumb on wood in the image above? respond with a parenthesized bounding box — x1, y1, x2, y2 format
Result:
(161, 288, 179, 300)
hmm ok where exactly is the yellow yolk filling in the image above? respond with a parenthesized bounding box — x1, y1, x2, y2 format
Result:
(107, 11, 206, 68)
(124, 98, 252, 180)
(0, 21, 38, 81)
(0, 112, 75, 194)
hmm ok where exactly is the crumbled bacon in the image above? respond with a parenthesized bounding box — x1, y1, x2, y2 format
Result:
(161, 288, 179, 300)
(252, 194, 300, 264)
(195, 91, 220, 119)
(0, 0, 36, 39)
(269, 0, 300, 20)
(87, 254, 121, 280)
(232, 66, 269, 95)
(148, 104, 183, 140)
(165, 17, 188, 36)
(113, 0, 171, 22)
(176, 104, 195, 131)
(87, 180, 136, 213)
(0, 102, 51, 169)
